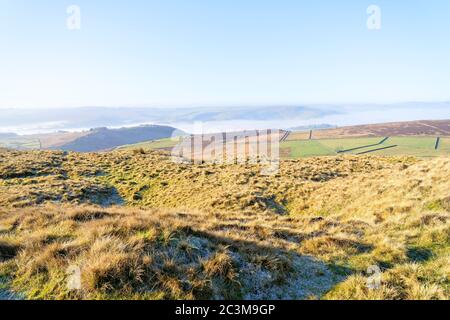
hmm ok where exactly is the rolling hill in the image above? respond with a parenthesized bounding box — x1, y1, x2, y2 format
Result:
(118, 120, 450, 160)
(1, 125, 181, 152)
(288, 119, 450, 140)
(51, 125, 180, 152)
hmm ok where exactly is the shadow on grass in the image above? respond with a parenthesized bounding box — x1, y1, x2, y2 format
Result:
(186, 228, 355, 299)
(406, 247, 434, 263)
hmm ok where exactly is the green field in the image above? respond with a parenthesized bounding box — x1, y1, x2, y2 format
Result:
(0, 138, 41, 150)
(281, 136, 450, 158)
(121, 135, 450, 159)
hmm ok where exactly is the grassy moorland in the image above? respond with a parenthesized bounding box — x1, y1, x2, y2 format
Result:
(281, 137, 450, 158)
(0, 148, 448, 300)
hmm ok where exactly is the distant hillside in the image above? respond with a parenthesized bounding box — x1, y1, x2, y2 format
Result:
(0, 133, 18, 139)
(0, 133, 41, 150)
(288, 124, 335, 132)
(288, 119, 450, 140)
(54, 125, 179, 152)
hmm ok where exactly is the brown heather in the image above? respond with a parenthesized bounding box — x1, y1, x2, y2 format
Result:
(0, 148, 448, 300)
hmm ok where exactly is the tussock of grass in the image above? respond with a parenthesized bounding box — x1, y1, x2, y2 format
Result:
(325, 257, 449, 300)
(202, 249, 236, 279)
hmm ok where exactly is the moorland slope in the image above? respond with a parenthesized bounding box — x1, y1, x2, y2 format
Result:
(0, 149, 448, 299)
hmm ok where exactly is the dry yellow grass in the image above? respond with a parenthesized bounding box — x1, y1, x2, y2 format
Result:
(0, 148, 448, 300)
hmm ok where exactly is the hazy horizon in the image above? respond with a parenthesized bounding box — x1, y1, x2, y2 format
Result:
(1, 99, 450, 110)
(1, 102, 449, 135)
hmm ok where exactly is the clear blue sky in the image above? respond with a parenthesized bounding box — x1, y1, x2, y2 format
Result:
(1, 0, 449, 108)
